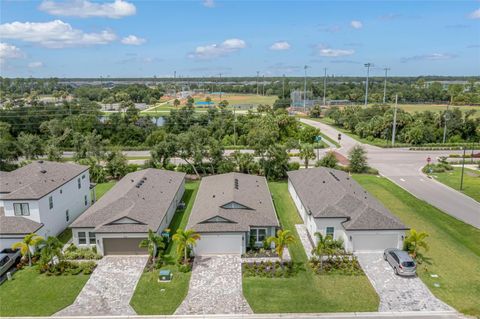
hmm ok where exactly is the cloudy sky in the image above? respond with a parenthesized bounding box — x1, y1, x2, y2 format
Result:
(0, 0, 479, 77)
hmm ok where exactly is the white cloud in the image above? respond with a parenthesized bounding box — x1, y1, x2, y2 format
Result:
(269, 41, 291, 51)
(39, 0, 136, 18)
(401, 53, 457, 62)
(188, 38, 246, 59)
(316, 45, 355, 57)
(0, 20, 117, 48)
(350, 20, 363, 29)
(203, 0, 215, 8)
(28, 61, 44, 68)
(0, 42, 25, 64)
(121, 35, 146, 45)
(468, 8, 480, 19)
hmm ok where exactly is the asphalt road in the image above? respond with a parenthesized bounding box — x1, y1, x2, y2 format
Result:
(301, 118, 480, 229)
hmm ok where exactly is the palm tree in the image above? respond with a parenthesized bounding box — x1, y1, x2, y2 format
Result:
(12, 233, 44, 267)
(139, 229, 165, 265)
(404, 229, 429, 259)
(266, 229, 296, 262)
(172, 229, 201, 264)
(311, 232, 334, 270)
(39, 236, 64, 270)
(299, 143, 316, 168)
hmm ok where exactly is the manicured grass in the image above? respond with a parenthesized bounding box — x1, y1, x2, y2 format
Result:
(94, 181, 116, 199)
(242, 181, 379, 313)
(353, 174, 480, 317)
(197, 93, 277, 106)
(57, 228, 72, 244)
(0, 267, 90, 316)
(433, 167, 480, 202)
(398, 104, 479, 117)
(130, 181, 200, 315)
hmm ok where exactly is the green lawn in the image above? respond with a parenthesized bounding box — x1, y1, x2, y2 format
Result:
(94, 181, 116, 199)
(57, 228, 72, 244)
(0, 267, 90, 316)
(353, 175, 480, 317)
(433, 167, 480, 202)
(242, 181, 379, 313)
(130, 181, 199, 314)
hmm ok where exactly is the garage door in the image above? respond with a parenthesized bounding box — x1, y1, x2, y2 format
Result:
(194, 233, 243, 256)
(352, 233, 399, 252)
(103, 238, 148, 255)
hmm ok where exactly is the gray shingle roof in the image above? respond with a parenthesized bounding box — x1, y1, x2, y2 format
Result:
(71, 169, 185, 233)
(0, 207, 44, 235)
(187, 173, 280, 232)
(0, 161, 88, 200)
(287, 168, 408, 230)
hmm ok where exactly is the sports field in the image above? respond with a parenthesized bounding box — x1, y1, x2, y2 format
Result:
(397, 104, 479, 116)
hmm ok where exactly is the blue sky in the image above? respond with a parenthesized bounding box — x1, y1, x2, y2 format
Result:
(0, 0, 479, 78)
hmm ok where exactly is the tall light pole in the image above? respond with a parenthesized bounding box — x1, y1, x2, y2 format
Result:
(323, 67, 327, 106)
(303, 65, 308, 112)
(392, 94, 398, 146)
(219, 73, 222, 100)
(173, 70, 177, 97)
(364, 63, 372, 107)
(256, 71, 259, 95)
(383, 67, 390, 104)
(262, 75, 265, 95)
(282, 74, 286, 98)
(443, 104, 449, 143)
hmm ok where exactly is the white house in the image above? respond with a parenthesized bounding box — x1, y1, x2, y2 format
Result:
(287, 168, 408, 252)
(0, 161, 92, 250)
(187, 173, 280, 256)
(70, 169, 185, 256)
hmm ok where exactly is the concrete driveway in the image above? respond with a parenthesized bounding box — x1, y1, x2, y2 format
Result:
(356, 253, 452, 312)
(175, 255, 253, 315)
(54, 255, 148, 316)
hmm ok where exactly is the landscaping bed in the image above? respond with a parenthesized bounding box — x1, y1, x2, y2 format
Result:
(243, 260, 299, 278)
(309, 255, 364, 276)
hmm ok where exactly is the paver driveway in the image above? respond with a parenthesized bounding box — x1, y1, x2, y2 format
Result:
(54, 255, 148, 316)
(356, 253, 452, 312)
(175, 255, 253, 315)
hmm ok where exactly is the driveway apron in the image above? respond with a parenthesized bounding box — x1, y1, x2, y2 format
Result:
(54, 255, 148, 316)
(356, 253, 452, 312)
(175, 254, 253, 315)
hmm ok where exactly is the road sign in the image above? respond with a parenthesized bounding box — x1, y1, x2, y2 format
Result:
(338, 133, 342, 141)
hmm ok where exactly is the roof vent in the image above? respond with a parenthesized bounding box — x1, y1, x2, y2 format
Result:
(322, 180, 325, 183)
(143, 177, 147, 181)
(328, 171, 340, 181)
(213, 194, 216, 198)
(234, 178, 239, 190)
(131, 179, 134, 182)
(40, 170, 47, 174)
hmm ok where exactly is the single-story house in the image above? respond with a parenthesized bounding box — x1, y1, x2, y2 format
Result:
(0, 161, 92, 250)
(287, 168, 408, 252)
(187, 172, 280, 256)
(70, 169, 186, 256)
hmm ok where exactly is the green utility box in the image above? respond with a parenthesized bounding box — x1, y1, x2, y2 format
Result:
(158, 269, 172, 282)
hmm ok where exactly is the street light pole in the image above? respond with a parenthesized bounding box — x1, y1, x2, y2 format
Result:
(219, 73, 222, 100)
(460, 146, 466, 190)
(323, 67, 327, 106)
(443, 104, 449, 143)
(364, 63, 372, 107)
(303, 65, 308, 112)
(383, 67, 390, 104)
(392, 94, 398, 146)
(256, 71, 259, 95)
(282, 74, 285, 98)
(262, 75, 265, 95)
(233, 105, 236, 147)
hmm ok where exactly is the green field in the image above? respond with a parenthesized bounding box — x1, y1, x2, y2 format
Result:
(94, 181, 116, 199)
(398, 104, 479, 117)
(130, 181, 200, 314)
(196, 93, 277, 106)
(242, 181, 379, 313)
(0, 267, 90, 316)
(354, 175, 480, 317)
(432, 167, 480, 202)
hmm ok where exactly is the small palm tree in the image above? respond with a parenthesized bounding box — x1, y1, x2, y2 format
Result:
(12, 233, 44, 267)
(139, 229, 165, 264)
(299, 144, 316, 169)
(172, 229, 200, 264)
(266, 229, 296, 262)
(39, 236, 64, 270)
(404, 229, 429, 259)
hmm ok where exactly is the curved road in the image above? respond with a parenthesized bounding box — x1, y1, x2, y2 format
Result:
(301, 118, 480, 229)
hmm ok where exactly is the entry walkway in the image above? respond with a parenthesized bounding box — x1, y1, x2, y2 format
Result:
(175, 255, 253, 315)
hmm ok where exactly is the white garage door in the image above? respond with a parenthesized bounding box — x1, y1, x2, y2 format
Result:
(353, 233, 400, 252)
(194, 233, 243, 256)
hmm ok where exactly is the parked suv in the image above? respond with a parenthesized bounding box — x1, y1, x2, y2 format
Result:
(383, 248, 416, 276)
(0, 248, 22, 277)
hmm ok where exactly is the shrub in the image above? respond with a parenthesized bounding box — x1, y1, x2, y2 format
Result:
(178, 264, 192, 273)
(309, 255, 363, 275)
(287, 162, 300, 171)
(242, 261, 298, 278)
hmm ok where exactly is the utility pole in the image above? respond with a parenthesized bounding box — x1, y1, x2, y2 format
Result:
(282, 74, 285, 98)
(323, 67, 327, 105)
(364, 63, 372, 107)
(383, 67, 390, 104)
(460, 146, 466, 190)
(392, 94, 398, 146)
(443, 104, 449, 143)
(173, 70, 177, 98)
(303, 65, 308, 112)
(219, 73, 222, 100)
(262, 75, 265, 95)
(256, 71, 259, 95)
(233, 105, 236, 146)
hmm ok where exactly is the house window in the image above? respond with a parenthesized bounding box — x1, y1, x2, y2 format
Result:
(84, 195, 88, 206)
(82, 174, 85, 179)
(326, 227, 335, 239)
(78, 232, 86, 245)
(250, 228, 267, 244)
(49, 196, 53, 209)
(60, 189, 63, 194)
(13, 203, 30, 216)
(88, 232, 96, 244)
(66, 210, 70, 222)
(77, 178, 81, 189)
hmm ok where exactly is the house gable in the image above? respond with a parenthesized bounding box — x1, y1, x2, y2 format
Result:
(221, 201, 252, 210)
(199, 215, 236, 224)
(107, 216, 145, 225)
